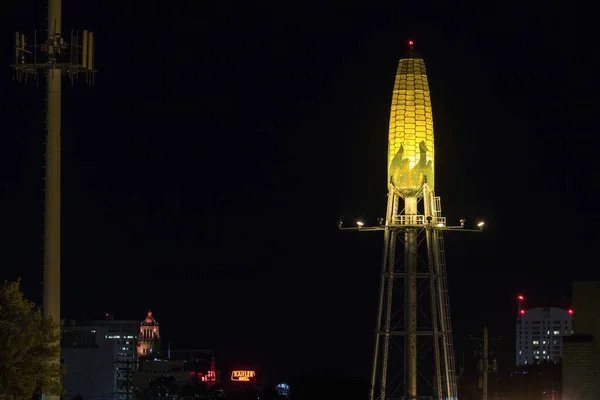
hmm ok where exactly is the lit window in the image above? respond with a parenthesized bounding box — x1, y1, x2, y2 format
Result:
(533, 340, 539, 345)
(553, 331, 560, 335)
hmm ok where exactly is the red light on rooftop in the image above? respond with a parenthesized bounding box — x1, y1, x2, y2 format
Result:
(408, 40, 414, 46)
(517, 295, 524, 301)
(105, 313, 109, 317)
(568, 309, 574, 314)
(520, 309, 526, 315)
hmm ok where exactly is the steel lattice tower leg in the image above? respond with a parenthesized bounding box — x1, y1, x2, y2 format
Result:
(369, 185, 457, 400)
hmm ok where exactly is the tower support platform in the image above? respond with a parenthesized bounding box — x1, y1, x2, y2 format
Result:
(356, 184, 458, 400)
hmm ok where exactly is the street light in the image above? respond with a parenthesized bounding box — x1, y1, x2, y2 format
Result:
(357, 221, 364, 227)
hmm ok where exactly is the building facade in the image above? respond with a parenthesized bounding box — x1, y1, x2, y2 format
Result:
(61, 324, 115, 399)
(61, 314, 149, 400)
(138, 311, 160, 357)
(562, 281, 600, 400)
(516, 306, 573, 365)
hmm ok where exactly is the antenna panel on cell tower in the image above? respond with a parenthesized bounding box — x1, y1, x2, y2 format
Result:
(11, 29, 96, 85)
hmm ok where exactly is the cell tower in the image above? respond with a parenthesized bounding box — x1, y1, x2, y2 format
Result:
(11, 0, 95, 398)
(339, 41, 482, 400)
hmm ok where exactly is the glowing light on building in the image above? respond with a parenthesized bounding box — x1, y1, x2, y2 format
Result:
(520, 309, 526, 315)
(201, 370, 215, 382)
(388, 45, 435, 197)
(568, 308, 574, 314)
(517, 294, 524, 301)
(231, 370, 256, 382)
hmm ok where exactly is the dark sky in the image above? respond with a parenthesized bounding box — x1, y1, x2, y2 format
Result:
(0, 0, 597, 384)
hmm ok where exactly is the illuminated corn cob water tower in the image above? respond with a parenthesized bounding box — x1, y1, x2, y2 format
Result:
(11, 0, 95, 398)
(340, 41, 482, 400)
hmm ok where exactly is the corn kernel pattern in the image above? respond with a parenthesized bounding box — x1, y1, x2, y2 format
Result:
(388, 56, 434, 197)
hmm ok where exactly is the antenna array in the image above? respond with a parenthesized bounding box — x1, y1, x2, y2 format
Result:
(12, 29, 96, 84)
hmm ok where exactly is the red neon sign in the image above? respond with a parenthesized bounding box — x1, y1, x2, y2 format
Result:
(231, 370, 256, 382)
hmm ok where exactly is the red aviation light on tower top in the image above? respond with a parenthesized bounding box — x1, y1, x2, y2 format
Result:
(517, 294, 524, 301)
(408, 39, 414, 47)
(568, 309, 574, 314)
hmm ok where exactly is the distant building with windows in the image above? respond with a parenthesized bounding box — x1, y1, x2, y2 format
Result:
(61, 314, 147, 400)
(138, 311, 160, 358)
(516, 306, 573, 366)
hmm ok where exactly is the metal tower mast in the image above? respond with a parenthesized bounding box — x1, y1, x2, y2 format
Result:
(11, 0, 95, 398)
(340, 41, 482, 400)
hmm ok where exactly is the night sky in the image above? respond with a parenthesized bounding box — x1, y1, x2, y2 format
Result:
(1, 0, 597, 385)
